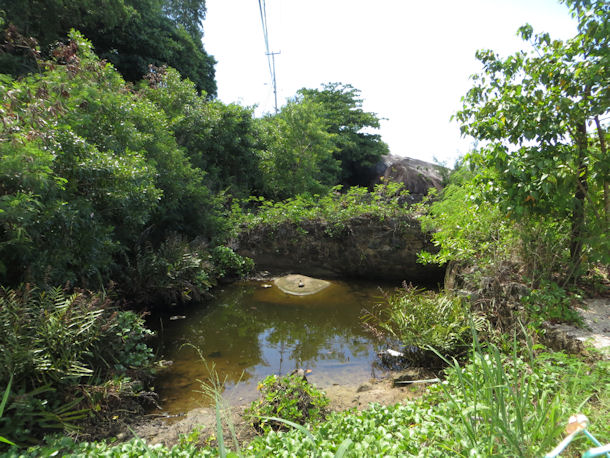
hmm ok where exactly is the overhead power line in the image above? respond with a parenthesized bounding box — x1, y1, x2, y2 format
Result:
(257, 0, 279, 113)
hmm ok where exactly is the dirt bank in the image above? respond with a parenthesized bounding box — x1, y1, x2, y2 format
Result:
(129, 368, 435, 449)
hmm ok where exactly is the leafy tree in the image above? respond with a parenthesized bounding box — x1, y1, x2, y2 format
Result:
(298, 83, 388, 187)
(141, 67, 263, 198)
(0, 0, 216, 94)
(0, 32, 222, 288)
(259, 97, 340, 199)
(455, 0, 609, 279)
(162, 0, 207, 42)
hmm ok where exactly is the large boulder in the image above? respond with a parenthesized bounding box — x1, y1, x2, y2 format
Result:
(236, 215, 444, 284)
(371, 155, 445, 202)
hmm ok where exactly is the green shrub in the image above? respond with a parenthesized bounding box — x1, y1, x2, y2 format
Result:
(211, 246, 254, 280)
(522, 281, 584, 327)
(364, 284, 485, 359)
(123, 234, 214, 306)
(234, 182, 412, 238)
(0, 286, 154, 444)
(246, 374, 329, 433)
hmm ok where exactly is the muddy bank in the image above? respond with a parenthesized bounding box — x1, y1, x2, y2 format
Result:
(130, 369, 436, 448)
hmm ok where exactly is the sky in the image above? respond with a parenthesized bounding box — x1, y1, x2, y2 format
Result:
(202, 0, 578, 165)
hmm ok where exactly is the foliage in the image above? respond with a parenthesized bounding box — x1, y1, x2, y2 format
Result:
(6, 342, 608, 456)
(298, 83, 389, 186)
(433, 332, 564, 456)
(234, 182, 412, 238)
(2, 435, 216, 457)
(364, 284, 485, 357)
(455, 0, 610, 279)
(141, 66, 263, 198)
(0, 286, 153, 445)
(210, 246, 254, 280)
(0, 32, 225, 291)
(123, 234, 214, 306)
(0, 0, 216, 94)
(418, 164, 516, 268)
(522, 281, 584, 327)
(247, 341, 609, 457)
(246, 374, 329, 433)
(258, 97, 340, 199)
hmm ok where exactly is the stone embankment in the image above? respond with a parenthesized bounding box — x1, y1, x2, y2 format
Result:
(236, 215, 444, 284)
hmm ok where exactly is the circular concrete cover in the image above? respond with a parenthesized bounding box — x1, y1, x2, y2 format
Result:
(274, 274, 331, 296)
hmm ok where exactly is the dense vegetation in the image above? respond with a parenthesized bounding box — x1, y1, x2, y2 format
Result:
(0, 4, 390, 446)
(0, 0, 608, 455)
(0, 0, 216, 94)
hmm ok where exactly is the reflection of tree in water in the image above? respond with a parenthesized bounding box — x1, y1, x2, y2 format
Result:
(157, 283, 267, 386)
(154, 280, 385, 410)
(258, 290, 375, 369)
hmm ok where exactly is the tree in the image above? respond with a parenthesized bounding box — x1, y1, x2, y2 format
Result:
(141, 67, 263, 198)
(0, 0, 216, 94)
(0, 32, 222, 287)
(456, 0, 609, 278)
(259, 98, 340, 199)
(162, 0, 207, 42)
(298, 83, 388, 187)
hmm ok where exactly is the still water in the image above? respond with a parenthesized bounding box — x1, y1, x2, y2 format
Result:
(151, 279, 392, 414)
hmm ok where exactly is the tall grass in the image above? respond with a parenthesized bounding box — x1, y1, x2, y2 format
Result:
(432, 326, 570, 456)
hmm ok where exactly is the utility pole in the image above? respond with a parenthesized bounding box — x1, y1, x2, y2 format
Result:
(266, 51, 280, 113)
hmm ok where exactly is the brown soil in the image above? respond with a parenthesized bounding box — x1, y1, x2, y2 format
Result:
(127, 367, 437, 449)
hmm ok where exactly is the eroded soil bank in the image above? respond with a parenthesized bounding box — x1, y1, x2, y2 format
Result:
(131, 367, 436, 448)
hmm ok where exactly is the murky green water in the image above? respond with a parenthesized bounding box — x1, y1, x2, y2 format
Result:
(151, 279, 392, 414)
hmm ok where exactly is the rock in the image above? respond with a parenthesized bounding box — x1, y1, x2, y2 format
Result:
(356, 383, 372, 393)
(371, 155, 445, 202)
(274, 274, 330, 296)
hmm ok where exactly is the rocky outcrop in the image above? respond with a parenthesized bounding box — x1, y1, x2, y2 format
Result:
(236, 215, 444, 284)
(371, 155, 445, 202)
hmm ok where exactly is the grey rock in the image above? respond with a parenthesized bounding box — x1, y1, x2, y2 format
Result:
(371, 155, 445, 202)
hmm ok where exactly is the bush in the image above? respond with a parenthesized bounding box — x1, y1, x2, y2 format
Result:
(123, 234, 214, 306)
(0, 286, 154, 444)
(246, 374, 329, 433)
(364, 284, 486, 360)
(234, 182, 412, 238)
(210, 246, 254, 280)
(522, 281, 584, 327)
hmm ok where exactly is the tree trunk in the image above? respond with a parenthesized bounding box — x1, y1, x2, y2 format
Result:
(569, 121, 588, 279)
(594, 116, 608, 230)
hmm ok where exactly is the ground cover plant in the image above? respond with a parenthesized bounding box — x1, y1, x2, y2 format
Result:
(233, 182, 413, 238)
(245, 373, 329, 433)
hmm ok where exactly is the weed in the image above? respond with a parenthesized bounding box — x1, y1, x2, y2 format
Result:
(245, 374, 329, 433)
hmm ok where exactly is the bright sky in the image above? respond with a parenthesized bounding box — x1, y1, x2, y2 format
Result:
(202, 0, 577, 164)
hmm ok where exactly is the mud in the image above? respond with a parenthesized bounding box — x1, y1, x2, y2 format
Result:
(128, 368, 436, 448)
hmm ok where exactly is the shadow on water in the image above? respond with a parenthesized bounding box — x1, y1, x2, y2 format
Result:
(149, 279, 396, 414)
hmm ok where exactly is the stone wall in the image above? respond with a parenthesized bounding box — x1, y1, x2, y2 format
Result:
(235, 215, 444, 284)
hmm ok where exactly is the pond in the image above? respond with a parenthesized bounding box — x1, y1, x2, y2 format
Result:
(151, 278, 395, 415)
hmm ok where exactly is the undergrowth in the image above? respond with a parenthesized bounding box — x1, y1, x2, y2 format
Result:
(7, 330, 608, 457)
(232, 182, 413, 238)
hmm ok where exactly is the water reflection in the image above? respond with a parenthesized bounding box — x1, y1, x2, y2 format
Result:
(151, 280, 388, 414)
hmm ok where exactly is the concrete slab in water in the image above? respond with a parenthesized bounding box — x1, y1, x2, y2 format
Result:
(274, 274, 330, 296)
